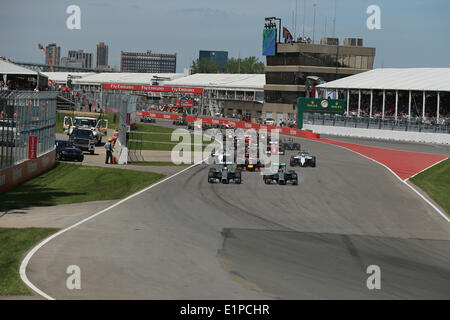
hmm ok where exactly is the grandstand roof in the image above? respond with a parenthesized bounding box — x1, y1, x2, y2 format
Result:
(317, 68, 450, 92)
(42, 72, 95, 83)
(0, 59, 38, 75)
(71, 72, 185, 85)
(165, 73, 265, 90)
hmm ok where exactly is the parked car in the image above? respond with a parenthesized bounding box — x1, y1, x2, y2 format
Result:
(55, 140, 84, 162)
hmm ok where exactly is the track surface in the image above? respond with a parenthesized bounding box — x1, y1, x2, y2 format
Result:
(25, 121, 450, 299)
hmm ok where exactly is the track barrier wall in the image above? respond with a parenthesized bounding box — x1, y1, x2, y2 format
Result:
(0, 149, 55, 194)
(136, 111, 320, 139)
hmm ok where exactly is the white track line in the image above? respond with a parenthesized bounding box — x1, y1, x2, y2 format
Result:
(307, 137, 450, 223)
(19, 159, 206, 300)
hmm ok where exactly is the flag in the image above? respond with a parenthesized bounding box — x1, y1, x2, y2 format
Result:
(283, 27, 293, 43)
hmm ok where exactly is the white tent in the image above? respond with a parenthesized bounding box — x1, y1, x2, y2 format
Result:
(0, 59, 38, 75)
(317, 68, 450, 121)
(317, 68, 450, 92)
(165, 73, 265, 90)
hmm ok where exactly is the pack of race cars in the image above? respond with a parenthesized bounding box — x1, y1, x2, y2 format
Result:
(205, 129, 316, 185)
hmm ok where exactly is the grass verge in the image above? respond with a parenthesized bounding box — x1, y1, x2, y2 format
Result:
(0, 227, 58, 295)
(410, 158, 450, 215)
(0, 162, 164, 212)
(135, 123, 174, 133)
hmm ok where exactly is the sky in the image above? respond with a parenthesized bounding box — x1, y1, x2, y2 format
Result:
(1, 0, 449, 72)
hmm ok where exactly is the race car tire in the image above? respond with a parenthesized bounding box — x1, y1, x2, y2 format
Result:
(311, 157, 316, 167)
(235, 179, 241, 184)
(264, 178, 269, 184)
(90, 150, 95, 155)
(279, 180, 286, 185)
(293, 179, 298, 185)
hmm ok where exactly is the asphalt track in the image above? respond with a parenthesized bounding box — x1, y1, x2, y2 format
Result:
(24, 121, 450, 299)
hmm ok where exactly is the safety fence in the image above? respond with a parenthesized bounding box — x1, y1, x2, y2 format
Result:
(0, 91, 57, 170)
(304, 113, 450, 134)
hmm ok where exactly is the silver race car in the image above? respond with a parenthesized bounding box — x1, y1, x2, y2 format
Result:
(290, 151, 316, 167)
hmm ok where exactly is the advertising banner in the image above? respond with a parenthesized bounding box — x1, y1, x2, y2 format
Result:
(28, 136, 37, 159)
(297, 97, 345, 129)
(102, 83, 204, 94)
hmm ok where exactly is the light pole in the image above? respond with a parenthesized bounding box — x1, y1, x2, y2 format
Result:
(313, 3, 317, 43)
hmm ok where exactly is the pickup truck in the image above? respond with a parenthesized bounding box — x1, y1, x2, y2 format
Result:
(69, 128, 96, 154)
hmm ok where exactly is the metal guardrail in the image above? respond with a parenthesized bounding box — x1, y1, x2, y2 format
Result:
(0, 91, 57, 170)
(304, 113, 450, 134)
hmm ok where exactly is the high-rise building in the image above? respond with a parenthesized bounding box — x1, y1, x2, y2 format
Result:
(120, 50, 177, 73)
(45, 43, 60, 66)
(199, 50, 228, 72)
(96, 42, 109, 68)
(68, 50, 93, 69)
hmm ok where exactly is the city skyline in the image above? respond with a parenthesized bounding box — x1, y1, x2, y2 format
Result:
(1, 0, 450, 73)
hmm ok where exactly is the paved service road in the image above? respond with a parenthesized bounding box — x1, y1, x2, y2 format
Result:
(25, 125, 450, 299)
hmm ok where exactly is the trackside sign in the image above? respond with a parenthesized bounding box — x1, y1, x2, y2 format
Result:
(102, 83, 204, 94)
(297, 97, 345, 129)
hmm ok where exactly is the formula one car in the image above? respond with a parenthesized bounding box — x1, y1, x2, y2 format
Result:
(281, 138, 301, 151)
(210, 150, 233, 163)
(172, 118, 187, 126)
(236, 156, 264, 172)
(140, 116, 156, 123)
(266, 141, 285, 155)
(290, 151, 316, 167)
(263, 163, 298, 185)
(208, 163, 242, 184)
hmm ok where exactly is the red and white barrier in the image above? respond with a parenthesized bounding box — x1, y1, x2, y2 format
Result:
(136, 111, 320, 139)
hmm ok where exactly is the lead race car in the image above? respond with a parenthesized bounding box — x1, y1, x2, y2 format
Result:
(263, 162, 298, 185)
(290, 151, 316, 167)
(208, 162, 242, 184)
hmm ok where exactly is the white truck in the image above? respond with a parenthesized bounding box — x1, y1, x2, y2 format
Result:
(63, 116, 108, 145)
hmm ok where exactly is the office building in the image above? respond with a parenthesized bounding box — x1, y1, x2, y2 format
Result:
(120, 50, 177, 73)
(68, 50, 93, 69)
(263, 37, 376, 122)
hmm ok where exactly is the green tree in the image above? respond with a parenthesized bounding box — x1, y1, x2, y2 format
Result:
(226, 56, 265, 74)
(191, 58, 220, 74)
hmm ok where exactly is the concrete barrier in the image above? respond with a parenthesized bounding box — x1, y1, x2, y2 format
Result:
(113, 139, 128, 165)
(0, 150, 56, 194)
(304, 124, 450, 145)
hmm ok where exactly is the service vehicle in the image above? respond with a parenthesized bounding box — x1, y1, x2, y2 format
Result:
(290, 151, 316, 167)
(69, 128, 96, 154)
(55, 140, 84, 162)
(64, 115, 108, 145)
